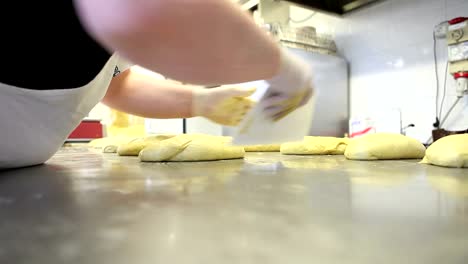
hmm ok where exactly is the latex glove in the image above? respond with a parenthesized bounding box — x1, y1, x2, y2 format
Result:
(192, 86, 256, 126)
(263, 48, 314, 121)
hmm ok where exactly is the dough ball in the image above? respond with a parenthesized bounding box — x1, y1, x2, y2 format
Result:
(244, 144, 281, 152)
(139, 135, 245, 162)
(344, 133, 426, 160)
(421, 134, 468, 168)
(281, 136, 350, 155)
(117, 134, 175, 156)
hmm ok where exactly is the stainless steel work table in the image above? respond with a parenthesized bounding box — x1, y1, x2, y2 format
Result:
(0, 146, 467, 263)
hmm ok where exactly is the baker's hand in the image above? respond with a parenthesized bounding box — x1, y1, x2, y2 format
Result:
(192, 86, 256, 126)
(263, 48, 314, 121)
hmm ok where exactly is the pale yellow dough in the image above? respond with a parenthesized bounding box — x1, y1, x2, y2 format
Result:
(103, 145, 119, 153)
(281, 136, 350, 155)
(139, 134, 245, 162)
(344, 133, 426, 160)
(421, 134, 468, 168)
(244, 144, 281, 152)
(117, 135, 175, 156)
(88, 136, 136, 149)
(88, 136, 139, 153)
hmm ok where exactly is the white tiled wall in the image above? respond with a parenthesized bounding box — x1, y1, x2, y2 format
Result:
(290, 0, 468, 142)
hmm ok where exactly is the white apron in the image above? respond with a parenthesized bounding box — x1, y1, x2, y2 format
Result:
(0, 53, 126, 169)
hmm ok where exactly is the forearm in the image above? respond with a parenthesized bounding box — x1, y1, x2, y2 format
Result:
(74, 0, 281, 85)
(101, 66, 195, 119)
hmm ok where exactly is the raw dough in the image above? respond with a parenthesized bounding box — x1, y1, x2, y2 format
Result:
(281, 136, 350, 155)
(344, 133, 426, 160)
(117, 135, 175, 156)
(139, 134, 245, 162)
(88, 136, 139, 153)
(88, 136, 136, 149)
(421, 134, 468, 168)
(244, 144, 281, 152)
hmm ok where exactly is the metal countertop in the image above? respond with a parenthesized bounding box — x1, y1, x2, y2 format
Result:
(0, 146, 467, 264)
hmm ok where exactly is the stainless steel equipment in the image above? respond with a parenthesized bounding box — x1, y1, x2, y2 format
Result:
(447, 17, 468, 97)
(266, 23, 349, 137)
(288, 46, 349, 137)
(225, 25, 349, 139)
(431, 17, 468, 141)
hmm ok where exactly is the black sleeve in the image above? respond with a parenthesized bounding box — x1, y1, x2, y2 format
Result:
(0, 1, 112, 90)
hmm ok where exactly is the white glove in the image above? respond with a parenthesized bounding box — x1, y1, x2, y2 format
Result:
(192, 86, 256, 126)
(262, 48, 314, 121)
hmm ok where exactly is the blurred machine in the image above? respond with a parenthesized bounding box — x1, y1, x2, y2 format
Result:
(250, 1, 349, 137)
(447, 17, 468, 97)
(235, 0, 384, 15)
(431, 17, 468, 142)
(288, 44, 349, 137)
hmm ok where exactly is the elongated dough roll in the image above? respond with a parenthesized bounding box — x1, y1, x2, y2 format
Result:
(281, 136, 349, 155)
(117, 135, 175, 156)
(139, 135, 245, 162)
(244, 144, 281, 152)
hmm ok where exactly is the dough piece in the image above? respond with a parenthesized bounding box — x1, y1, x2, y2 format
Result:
(140, 137, 192, 161)
(117, 135, 175, 156)
(421, 134, 468, 168)
(344, 133, 426, 160)
(244, 144, 280, 152)
(281, 137, 350, 155)
(139, 135, 245, 162)
(103, 145, 119, 153)
(88, 136, 139, 153)
(88, 136, 136, 149)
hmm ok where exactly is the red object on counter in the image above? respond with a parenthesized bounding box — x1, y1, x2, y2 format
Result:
(454, 72, 468, 79)
(68, 119, 103, 140)
(448, 17, 468, 25)
(350, 127, 373, 138)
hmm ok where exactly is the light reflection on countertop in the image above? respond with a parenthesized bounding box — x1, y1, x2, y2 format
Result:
(0, 148, 467, 263)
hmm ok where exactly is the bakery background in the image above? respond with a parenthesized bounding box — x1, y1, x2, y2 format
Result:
(3, 1, 468, 263)
(73, 0, 467, 146)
